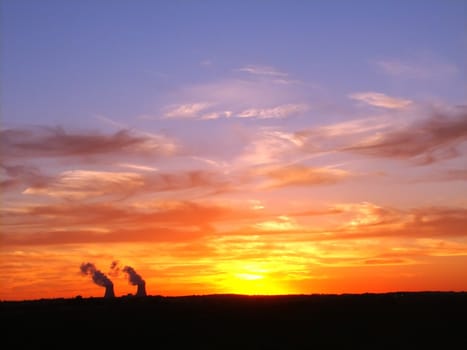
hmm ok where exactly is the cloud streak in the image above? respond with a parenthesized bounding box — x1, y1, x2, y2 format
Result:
(343, 107, 467, 164)
(237, 104, 308, 119)
(0, 200, 254, 246)
(22, 170, 145, 199)
(164, 102, 213, 119)
(4, 198, 466, 247)
(349, 92, 412, 109)
(236, 65, 289, 78)
(20, 169, 231, 199)
(0, 163, 51, 191)
(0, 126, 177, 160)
(376, 58, 458, 79)
(158, 65, 309, 121)
(255, 164, 350, 189)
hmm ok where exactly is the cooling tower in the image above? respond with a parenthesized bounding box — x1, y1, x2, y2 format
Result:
(104, 283, 115, 298)
(136, 281, 147, 297)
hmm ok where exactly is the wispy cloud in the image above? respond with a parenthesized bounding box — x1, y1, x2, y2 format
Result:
(206, 203, 467, 274)
(236, 64, 289, 78)
(163, 102, 212, 119)
(312, 117, 391, 137)
(240, 203, 467, 241)
(0, 200, 251, 245)
(228, 103, 467, 171)
(200, 110, 233, 120)
(0, 163, 51, 191)
(255, 164, 350, 189)
(254, 215, 301, 231)
(349, 92, 412, 109)
(117, 163, 159, 172)
(235, 129, 305, 166)
(21, 169, 233, 200)
(158, 65, 309, 121)
(334, 202, 400, 228)
(376, 58, 458, 79)
(165, 102, 308, 120)
(296, 117, 393, 155)
(237, 104, 309, 119)
(23, 170, 145, 199)
(0, 126, 178, 159)
(343, 106, 467, 164)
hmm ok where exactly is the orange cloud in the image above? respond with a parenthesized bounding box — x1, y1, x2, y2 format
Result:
(17, 168, 233, 200)
(23, 170, 145, 199)
(0, 200, 254, 246)
(2, 202, 467, 300)
(224, 203, 467, 242)
(255, 164, 350, 189)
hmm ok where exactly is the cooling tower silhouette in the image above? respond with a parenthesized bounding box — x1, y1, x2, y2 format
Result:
(123, 266, 147, 297)
(80, 262, 115, 298)
(104, 283, 115, 298)
(136, 280, 147, 297)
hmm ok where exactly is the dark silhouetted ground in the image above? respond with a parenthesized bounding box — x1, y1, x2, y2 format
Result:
(2, 292, 466, 348)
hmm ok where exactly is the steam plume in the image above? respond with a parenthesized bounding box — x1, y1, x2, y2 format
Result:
(123, 265, 147, 297)
(80, 262, 115, 298)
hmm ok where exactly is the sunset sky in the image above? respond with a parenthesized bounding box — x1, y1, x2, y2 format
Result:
(1, 0, 467, 301)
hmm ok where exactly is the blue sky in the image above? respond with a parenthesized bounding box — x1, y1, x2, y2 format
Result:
(2, 0, 466, 128)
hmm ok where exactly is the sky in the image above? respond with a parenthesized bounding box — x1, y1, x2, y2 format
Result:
(1, 0, 467, 301)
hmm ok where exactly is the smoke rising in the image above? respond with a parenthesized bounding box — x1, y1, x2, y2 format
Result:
(109, 260, 120, 276)
(107, 262, 147, 297)
(80, 262, 115, 298)
(122, 266, 144, 285)
(123, 265, 147, 297)
(80, 261, 147, 297)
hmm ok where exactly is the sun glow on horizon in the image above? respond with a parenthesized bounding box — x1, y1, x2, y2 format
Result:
(213, 262, 294, 295)
(219, 274, 292, 296)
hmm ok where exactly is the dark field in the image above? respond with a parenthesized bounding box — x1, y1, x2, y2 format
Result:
(2, 292, 466, 349)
